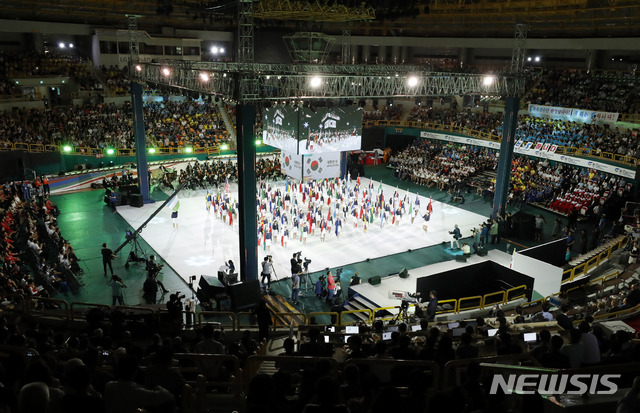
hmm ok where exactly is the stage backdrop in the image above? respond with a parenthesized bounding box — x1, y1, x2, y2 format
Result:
(263, 106, 363, 154)
(415, 261, 534, 304)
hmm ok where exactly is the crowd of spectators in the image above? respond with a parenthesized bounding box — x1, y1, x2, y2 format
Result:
(159, 157, 281, 191)
(389, 140, 497, 192)
(514, 116, 640, 158)
(0, 101, 229, 149)
(362, 105, 403, 122)
(407, 107, 503, 136)
(0, 178, 83, 305)
(527, 69, 640, 114)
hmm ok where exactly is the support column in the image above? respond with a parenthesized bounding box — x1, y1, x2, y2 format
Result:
(391, 45, 399, 64)
(340, 152, 348, 179)
(492, 96, 519, 217)
(131, 82, 153, 203)
(378, 45, 386, 64)
(236, 104, 258, 282)
(362, 45, 370, 64)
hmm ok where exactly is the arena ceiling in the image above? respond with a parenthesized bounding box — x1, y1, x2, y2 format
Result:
(2, 0, 640, 38)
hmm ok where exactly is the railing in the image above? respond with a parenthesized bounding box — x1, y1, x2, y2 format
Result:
(340, 309, 373, 325)
(362, 120, 639, 167)
(562, 237, 627, 283)
(197, 311, 236, 329)
(0, 142, 223, 157)
(69, 302, 112, 321)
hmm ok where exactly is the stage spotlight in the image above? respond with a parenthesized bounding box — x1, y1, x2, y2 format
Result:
(199, 72, 210, 82)
(534, 56, 541, 62)
(255, 139, 262, 146)
(527, 57, 532, 62)
(482, 75, 495, 86)
(211, 46, 219, 54)
(407, 76, 419, 87)
(220, 144, 229, 150)
(148, 148, 157, 154)
(219, 47, 225, 54)
(309, 76, 322, 88)
(161, 67, 171, 76)
(69, 43, 74, 48)
(185, 147, 193, 153)
(135, 65, 142, 72)
(62, 145, 72, 153)
(106, 148, 115, 155)
(59, 42, 65, 49)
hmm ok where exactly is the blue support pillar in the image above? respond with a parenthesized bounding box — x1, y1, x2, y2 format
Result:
(492, 96, 519, 217)
(340, 152, 348, 179)
(236, 104, 258, 282)
(131, 82, 153, 203)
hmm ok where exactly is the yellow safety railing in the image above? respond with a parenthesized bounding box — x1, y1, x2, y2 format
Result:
(339, 309, 373, 325)
(197, 311, 236, 329)
(506, 285, 527, 301)
(458, 295, 483, 312)
(482, 290, 506, 307)
(562, 237, 628, 283)
(0, 142, 224, 157)
(307, 312, 340, 325)
(271, 312, 308, 328)
(362, 120, 638, 166)
(593, 302, 640, 321)
(435, 299, 458, 314)
(371, 305, 404, 322)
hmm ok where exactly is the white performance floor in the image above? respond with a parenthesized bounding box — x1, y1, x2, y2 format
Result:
(117, 178, 489, 284)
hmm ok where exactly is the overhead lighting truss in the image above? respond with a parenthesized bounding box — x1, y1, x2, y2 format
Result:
(137, 61, 525, 101)
(252, 0, 375, 22)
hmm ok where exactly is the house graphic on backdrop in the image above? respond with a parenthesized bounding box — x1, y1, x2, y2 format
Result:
(273, 109, 285, 126)
(321, 113, 340, 130)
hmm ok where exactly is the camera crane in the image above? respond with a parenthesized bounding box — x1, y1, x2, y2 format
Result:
(113, 184, 185, 257)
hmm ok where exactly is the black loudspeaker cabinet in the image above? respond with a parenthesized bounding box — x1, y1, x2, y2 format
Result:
(368, 275, 382, 285)
(456, 255, 468, 262)
(477, 248, 488, 257)
(399, 268, 409, 278)
(227, 280, 262, 311)
(129, 194, 144, 208)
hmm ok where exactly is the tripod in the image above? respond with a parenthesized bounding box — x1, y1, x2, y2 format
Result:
(124, 235, 147, 268)
(298, 266, 312, 297)
(393, 300, 411, 324)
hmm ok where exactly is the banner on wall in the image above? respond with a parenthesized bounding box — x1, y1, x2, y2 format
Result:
(280, 150, 341, 181)
(302, 152, 341, 181)
(419, 131, 635, 179)
(527, 104, 619, 124)
(280, 150, 303, 180)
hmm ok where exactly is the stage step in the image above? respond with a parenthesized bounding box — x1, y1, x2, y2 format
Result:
(264, 294, 306, 327)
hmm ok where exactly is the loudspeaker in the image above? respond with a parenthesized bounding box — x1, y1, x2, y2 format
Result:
(399, 268, 409, 279)
(129, 194, 143, 207)
(227, 280, 261, 311)
(456, 255, 468, 262)
(368, 275, 382, 285)
(477, 248, 488, 257)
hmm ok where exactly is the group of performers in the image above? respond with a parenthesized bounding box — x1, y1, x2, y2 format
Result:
(202, 173, 435, 250)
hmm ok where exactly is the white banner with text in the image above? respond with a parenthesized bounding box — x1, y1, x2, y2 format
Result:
(419, 131, 635, 179)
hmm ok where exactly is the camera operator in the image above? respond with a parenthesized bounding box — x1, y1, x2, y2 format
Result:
(261, 256, 274, 291)
(291, 252, 302, 276)
(167, 292, 185, 323)
(143, 256, 169, 304)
